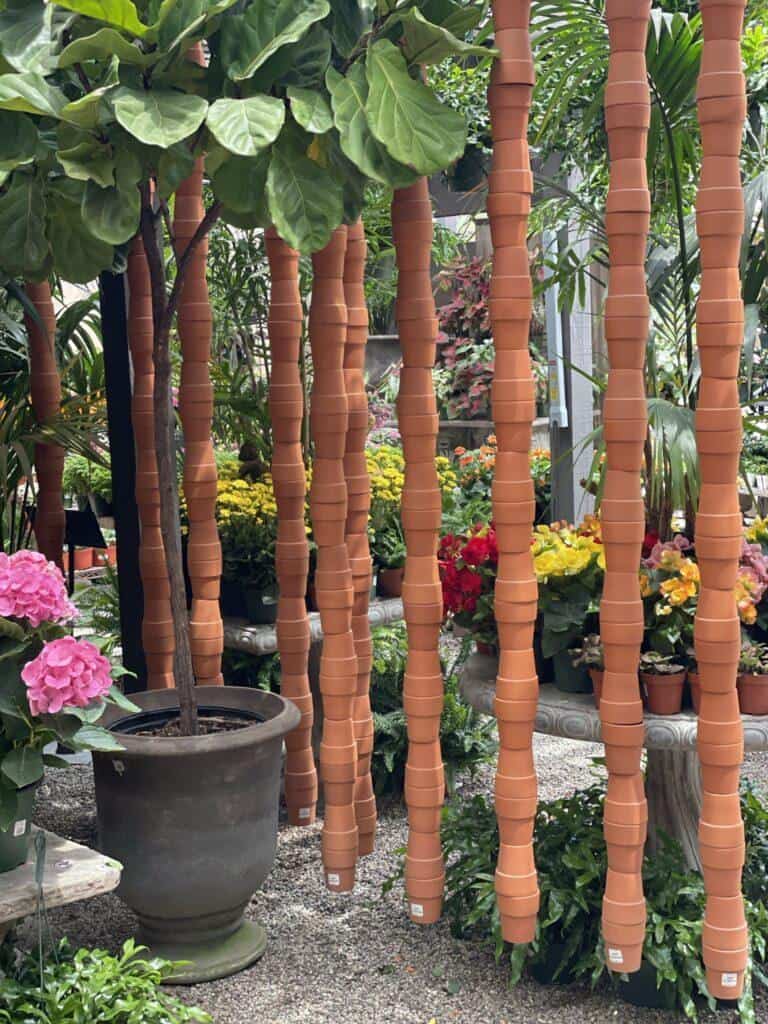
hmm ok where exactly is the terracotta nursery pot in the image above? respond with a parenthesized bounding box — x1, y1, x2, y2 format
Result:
(737, 673, 768, 716)
(93, 686, 299, 983)
(377, 566, 405, 598)
(73, 547, 93, 571)
(642, 672, 686, 715)
(688, 671, 701, 713)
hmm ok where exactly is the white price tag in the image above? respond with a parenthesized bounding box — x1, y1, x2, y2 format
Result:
(608, 948, 624, 965)
(327, 872, 340, 887)
(410, 903, 424, 918)
(12, 819, 26, 838)
(298, 807, 311, 820)
(721, 973, 738, 988)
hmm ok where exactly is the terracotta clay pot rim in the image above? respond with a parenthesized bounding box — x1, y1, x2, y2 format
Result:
(99, 686, 300, 756)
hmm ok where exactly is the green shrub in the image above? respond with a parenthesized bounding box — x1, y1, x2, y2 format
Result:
(62, 454, 112, 503)
(0, 940, 210, 1023)
(438, 783, 768, 1023)
(370, 624, 497, 797)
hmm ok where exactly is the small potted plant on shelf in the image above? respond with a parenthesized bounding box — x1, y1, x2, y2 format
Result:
(737, 640, 768, 715)
(640, 652, 687, 715)
(534, 518, 604, 693)
(0, 550, 136, 871)
(569, 634, 604, 709)
(373, 518, 407, 598)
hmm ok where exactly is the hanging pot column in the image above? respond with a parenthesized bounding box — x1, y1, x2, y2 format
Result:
(309, 226, 360, 891)
(598, 0, 652, 976)
(24, 281, 64, 568)
(392, 179, 445, 925)
(128, 239, 174, 689)
(343, 219, 377, 855)
(265, 227, 318, 827)
(174, 76, 223, 687)
(486, 1, 539, 944)
(694, 0, 748, 1000)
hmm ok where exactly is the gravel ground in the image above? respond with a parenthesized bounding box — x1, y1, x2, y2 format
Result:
(18, 738, 768, 1024)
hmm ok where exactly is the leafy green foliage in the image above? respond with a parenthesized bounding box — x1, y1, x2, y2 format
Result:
(370, 624, 496, 797)
(0, 939, 211, 1024)
(438, 783, 768, 1022)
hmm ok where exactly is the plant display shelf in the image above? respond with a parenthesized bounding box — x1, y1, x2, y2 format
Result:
(460, 651, 768, 872)
(0, 829, 122, 943)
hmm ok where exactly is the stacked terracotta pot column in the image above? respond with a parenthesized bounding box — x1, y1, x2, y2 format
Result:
(309, 226, 359, 891)
(486, 0, 539, 944)
(266, 227, 318, 827)
(174, 70, 223, 687)
(343, 219, 377, 855)
(127, 239, 175, 689)
(599, 0, 652, 976)
(694, 0, 748, 1000)
(24, 281, 65, 568)
(392, 179, 445, 924)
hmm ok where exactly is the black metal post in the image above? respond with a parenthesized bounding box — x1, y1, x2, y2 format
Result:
(99, 270, 147, 692)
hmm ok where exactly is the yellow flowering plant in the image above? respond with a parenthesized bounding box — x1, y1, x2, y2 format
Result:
(367, 444, 456, 569)
(533, 520, 605, 658)
(640, 543, 700, 658)
(216, 475, 284, 592)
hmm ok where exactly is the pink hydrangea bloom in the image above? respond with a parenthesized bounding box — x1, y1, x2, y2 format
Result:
(21, 636, 113, 716)
(0, 550, 77, 627)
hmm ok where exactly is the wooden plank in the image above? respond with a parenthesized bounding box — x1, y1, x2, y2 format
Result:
(0, 830, 121, 924)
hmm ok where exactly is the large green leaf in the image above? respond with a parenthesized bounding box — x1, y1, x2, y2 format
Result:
(206, 96, 285, 157)
(81, 150, 141, 244)
(266, 130, 343, 253)
(287, 86, 333, 135)
(251, 23, 331, 90)
(419, 0, 484, 36)
(58, 139, 115, 187)
(0, 111, 37, 171)
(149, 0, 239, 52)
(327, 63, 418, 189)
(69, 723, 124, 752)
(211, 151, 270, 224)
(156, 141, 195, 198)
(0, 0, 54, 75)
(47, 179, 115, 282)
(388, 8, 493, 65)
(220, 0, 330, 82)
(327, 0, 374, 58)
(365, 39, 466, 175)
(58, 28, 152, 68)
(112, 86, 208, 148)
(50, 0, 149, 37)
(0, 72, 65, 117)
(0, 172, 49, 278)
(1, 746, 44, 788)
(60, 87, 113, 129)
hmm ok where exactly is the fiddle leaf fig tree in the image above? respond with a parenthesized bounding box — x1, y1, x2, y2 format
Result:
(0, 0, 491, 735)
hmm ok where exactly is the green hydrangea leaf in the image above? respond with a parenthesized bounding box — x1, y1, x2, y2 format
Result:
(1, 746, 44, 788)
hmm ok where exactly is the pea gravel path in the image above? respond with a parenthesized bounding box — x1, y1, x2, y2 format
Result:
(18, 736, 768, 1024)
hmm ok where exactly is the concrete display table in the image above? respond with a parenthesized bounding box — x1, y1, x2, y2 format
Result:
(224, 597, 404, 751)
(460, 651, 768, 870)
(0, 829, 122, 942)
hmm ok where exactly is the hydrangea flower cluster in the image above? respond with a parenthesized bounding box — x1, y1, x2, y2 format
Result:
(0, 550, 77, 628)
(21, 636, 113, 716)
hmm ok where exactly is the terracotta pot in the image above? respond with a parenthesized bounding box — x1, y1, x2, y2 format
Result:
(641, 672, 686, 715)
(589, 669, 604, 708)
(737, 673, 768, 715)
(688, 671, 701, 712)
(73, 547, 93, 571)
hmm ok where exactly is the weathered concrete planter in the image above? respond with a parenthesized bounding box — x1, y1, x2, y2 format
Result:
(93, 686, 299, 984)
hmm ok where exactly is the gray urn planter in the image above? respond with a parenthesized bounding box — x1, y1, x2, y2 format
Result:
(93, 685, 300, 984)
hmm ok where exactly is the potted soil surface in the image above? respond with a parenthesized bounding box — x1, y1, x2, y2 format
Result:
(377, 566, 404, 598)
(569, 634, 603, 708)
(737, 640, 768, 715)
(93, 686, 299, 983)
(640, 653, 686, 715)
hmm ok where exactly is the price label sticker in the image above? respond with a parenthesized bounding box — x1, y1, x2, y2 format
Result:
(410, 903, 424, 918)
(327, 873, 340, 887)
(298, 807, 311, 820)
(12, 820, 26, 838)
(721, 973, 738, 988)
(608, 948, 624, 965)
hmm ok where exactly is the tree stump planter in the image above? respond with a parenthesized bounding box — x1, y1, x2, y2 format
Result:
(92, 686, 299, 984)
